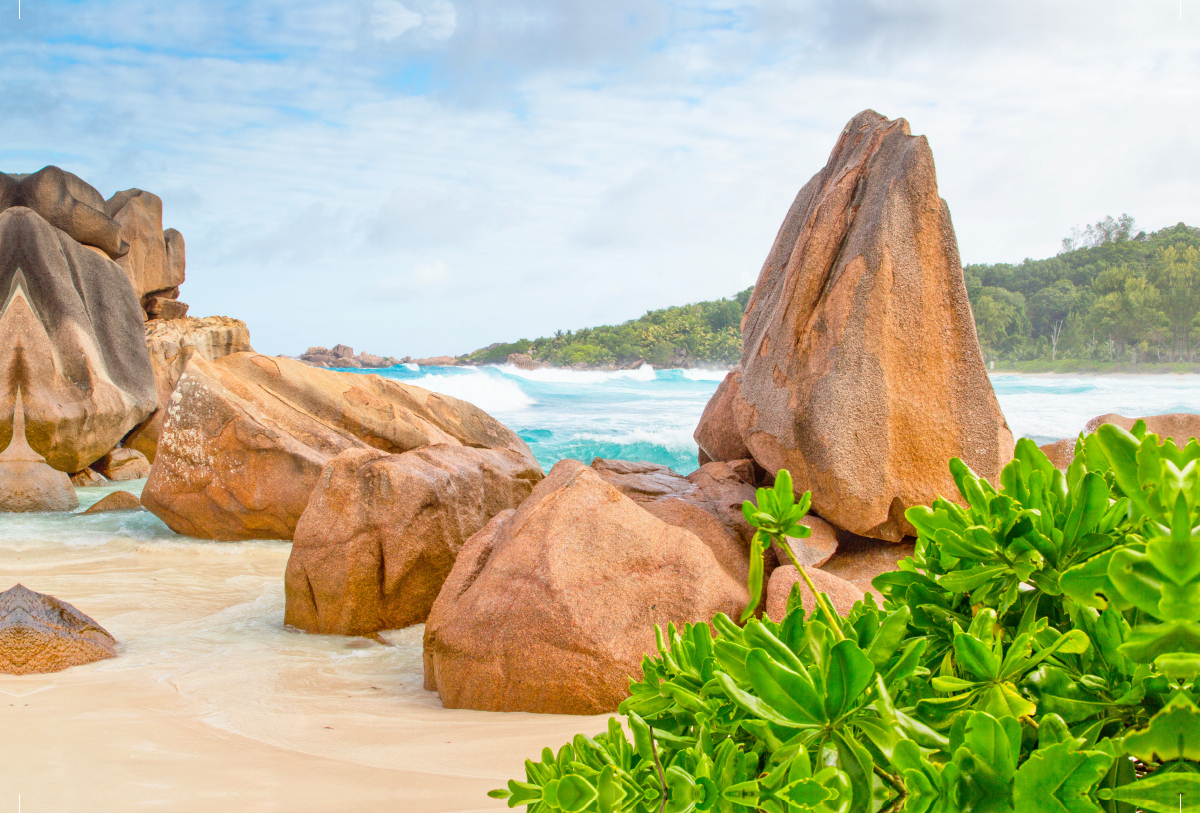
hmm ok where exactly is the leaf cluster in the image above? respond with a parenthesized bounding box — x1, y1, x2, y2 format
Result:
(492, 422, 1200, 811)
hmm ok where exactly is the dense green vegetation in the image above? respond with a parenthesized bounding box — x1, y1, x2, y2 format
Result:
(494, 423, 1200, 812)
(467, 287, 753, 368)
(469, 217, 1200, 370)
(968, 217, 1200, 364)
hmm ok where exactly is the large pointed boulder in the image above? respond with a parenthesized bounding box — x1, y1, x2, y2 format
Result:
(142, 352, 540, 541)
(0, 584, 117, 674)
(0, 205, 157, 472)
(708, 110, 1013, 541)
(0, 391, 78, 512)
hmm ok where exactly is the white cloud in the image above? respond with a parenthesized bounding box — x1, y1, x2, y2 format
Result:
(372, 1, 424, 40)
(3, 1, 1199, 358)
(369, 0, 457, 42)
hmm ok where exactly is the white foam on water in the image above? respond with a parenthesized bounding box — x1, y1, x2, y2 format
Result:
(494, 363, 658, 384)
(401, 362, 419, 371)
(410, 369, 534, 412)
(991, 374, 1200, 442)
(681, 368, 732, 381)
(569, 426, 698, 452)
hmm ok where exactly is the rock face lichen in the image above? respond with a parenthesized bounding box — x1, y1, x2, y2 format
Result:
(0, 584, 117, 675)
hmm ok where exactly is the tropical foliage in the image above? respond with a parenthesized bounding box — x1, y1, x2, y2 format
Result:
(467, 288, 752, 367)
(967, 217, 1200, 364)
(491, 422, 1200, 812)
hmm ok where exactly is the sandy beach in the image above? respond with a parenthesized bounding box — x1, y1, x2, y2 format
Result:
(0, 485, 606, 812)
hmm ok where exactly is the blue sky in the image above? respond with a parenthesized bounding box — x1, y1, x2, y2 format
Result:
(4, 1, 1199, 356)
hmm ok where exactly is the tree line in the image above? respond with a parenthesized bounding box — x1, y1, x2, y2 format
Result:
(967, 217, 1200, 364)
(468, 287, 753, 367)
(469, 217, 1200, 369)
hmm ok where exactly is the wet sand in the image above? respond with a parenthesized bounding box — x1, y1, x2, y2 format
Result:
(1, 483, 605, 812)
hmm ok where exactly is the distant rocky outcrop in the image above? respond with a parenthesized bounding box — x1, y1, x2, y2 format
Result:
(0, 584, 117, 674)
(0, 203, 157, 473)
(142, 353, 539, 541)
(0, 391, 78, 513)
(405, 355, 461, 367)
(284, 445, 543, 635)
(507, 353, 539, 370)
(300, 345, 399, 369)
(423, 460, 747, 714)
(123, 316, 253, 462)
(696, 110, 1013, 542)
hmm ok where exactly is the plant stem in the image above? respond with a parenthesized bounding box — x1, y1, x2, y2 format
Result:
(874, 764, 908, 813)
(648, 724, 668, 813)
(776, 533, 846, 641)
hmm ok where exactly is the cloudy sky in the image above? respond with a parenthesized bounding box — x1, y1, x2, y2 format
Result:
(4, 1, 1198, 356)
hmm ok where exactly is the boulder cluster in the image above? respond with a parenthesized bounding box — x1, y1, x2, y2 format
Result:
(299, 344, 400, 369)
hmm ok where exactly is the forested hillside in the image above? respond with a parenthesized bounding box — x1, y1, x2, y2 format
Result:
(468, 287, 753, 367)
(468, 217, 1200, 369)
(967, 217, 1200, 364)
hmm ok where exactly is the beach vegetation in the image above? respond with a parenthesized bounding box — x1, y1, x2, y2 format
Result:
(491, 422, 1200, 812)
(968, 219, 1200, 366)
(466, 288, 752, 368)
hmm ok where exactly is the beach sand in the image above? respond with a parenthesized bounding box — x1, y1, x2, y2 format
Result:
(0, 489, 606, 812)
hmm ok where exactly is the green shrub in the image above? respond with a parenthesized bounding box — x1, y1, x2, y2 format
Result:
(490, 423, 1200, 812)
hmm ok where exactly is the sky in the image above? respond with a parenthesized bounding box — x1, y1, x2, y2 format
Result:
(3, 1, 1199, 357)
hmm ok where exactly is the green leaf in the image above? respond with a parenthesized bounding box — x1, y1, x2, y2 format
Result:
(1013, 740, 1113, 813)
(1122, 691, 1200, 763)
(1097, 771, 1200, 813)
(823, 640, 875, 721)
(744, 648, 822, 726)
(741, 532, 766, 622)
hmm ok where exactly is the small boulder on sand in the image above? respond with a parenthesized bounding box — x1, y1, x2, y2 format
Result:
(0, 584, 117, 675)
(83, 491, 142, 514)
(284, 445, 543, 635)
(423, 460, 747, 715)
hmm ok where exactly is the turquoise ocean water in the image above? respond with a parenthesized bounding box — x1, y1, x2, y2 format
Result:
(353, 364, 1200, 475)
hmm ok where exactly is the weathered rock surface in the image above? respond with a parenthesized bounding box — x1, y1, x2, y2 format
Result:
(820, 532, 915, 595)
(694, 369, 751, 466)
(142, 353, 539, 541)
(1040, 438, 1077, 471)
(124, 316, 253, 462)
(410, 356, 461, 367)
(423, 460, 748, 714)
(0, 167, 128, 258)
(1084, 413, 1200, 444)
(83, 490, 142, 514)
(590, 458, 759, 583)
(0, 392, 78, 512)
(507, 353, 538, 370)
(772, 513, 839, 568)
(726, 110, 1013, 541)
(90, 448, 151, 481)
(71, 468, 108, 487)
(0, 206, 157, 472)
(107, 190, 172, 298)
(0, 584, 117, 674)
(764, 566, 865, 622)
(285, 445, 543, 635)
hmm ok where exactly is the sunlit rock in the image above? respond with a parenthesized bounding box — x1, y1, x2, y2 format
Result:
(0, 584, 117, 675)
(0, 390, 77, 513)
